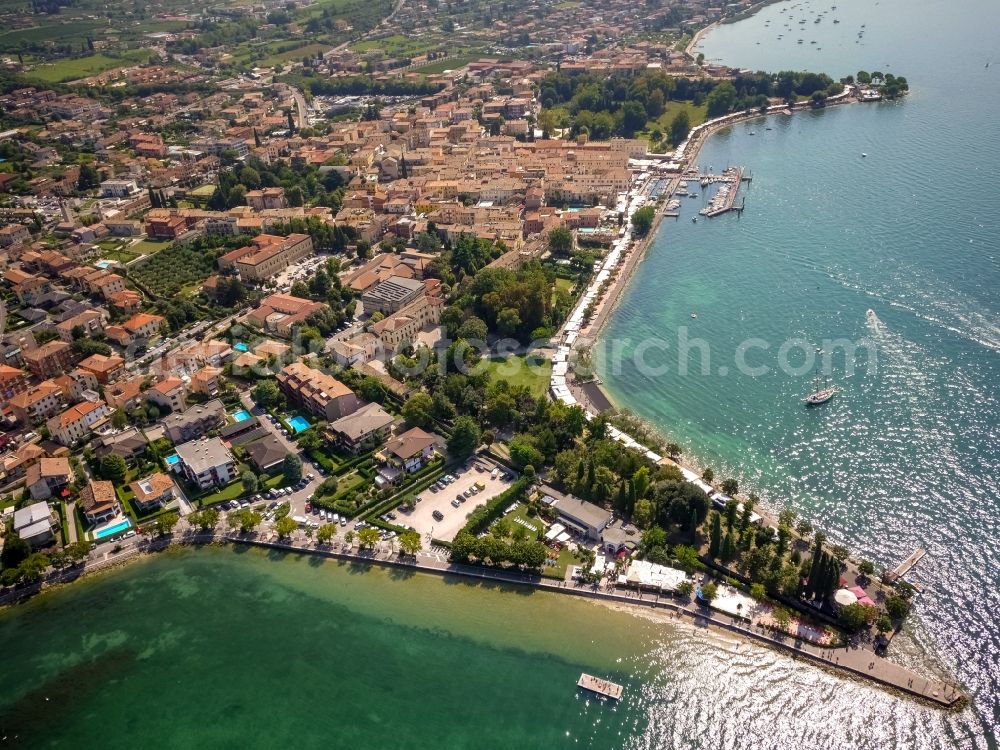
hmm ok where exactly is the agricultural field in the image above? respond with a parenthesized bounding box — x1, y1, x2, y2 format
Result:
(351, 33, 441, 58)
(130, 244, 216, 298)
(409, 54, 480, 75)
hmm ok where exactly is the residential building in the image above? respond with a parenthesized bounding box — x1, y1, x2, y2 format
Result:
(13, 501, 55, 547)
(163, 399, 225, 443)
(147, 377, 188, 414)
(0, 223, 30, 248)
(326, 402, 394, 455)
(93, 426, 148, 463)
(9, 380, 62, 424)
(128, 472, 176, 512)
(328, 332, 380, 367)
(46, 400, 111, 446)
(56, 309, 106, 342)
(79, 479, 120, 525)
(23, 340, 74, 378)
(190, 365, 223, 396)
(173, 437, 237, 490)
(25, 456, 72, 500)
(104, 375, 146, 412)
(100, 179, 141, 198)
(243, 293, 326, 337)
(0, 364, 29, 401)
(243, 434, 288, 474)
(54, 368, 98, 403)
(123, 312, 166, 341)
(77, 352, 125, 384)
(275, 362, 359, 422)
(376, 427, 437, 483)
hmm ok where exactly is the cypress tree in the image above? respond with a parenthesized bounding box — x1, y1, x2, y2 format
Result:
(688, 507, 699, 540)
(721, 533, 734, 563)
(709, 512, 722, 558)
(586, 460, 595, 494)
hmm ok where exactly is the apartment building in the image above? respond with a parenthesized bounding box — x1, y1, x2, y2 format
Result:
(163, 399, 226, 444)
(23, 340, 74, 379)
(173, 437, 237, 490)
(9, 380, 63, 424)
(46, 400, 111, 446)
(275, 362, 359, 422)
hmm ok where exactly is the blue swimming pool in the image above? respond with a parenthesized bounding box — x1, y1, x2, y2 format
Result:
(234, 342, 249, 352)
(288, 415, 311, 433)
(95, 260, 114, 269)
(165, 454, 180, 466)
(232, 409, 251, 423)
(94, 519, 131, 540)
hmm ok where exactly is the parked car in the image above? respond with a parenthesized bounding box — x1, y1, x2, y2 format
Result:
(450, 499, 461, 508)
(339, 517, 347, 527)
(432, 510, 444, 521)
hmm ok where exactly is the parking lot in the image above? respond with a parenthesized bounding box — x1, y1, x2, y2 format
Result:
(403, 459, 516, 543)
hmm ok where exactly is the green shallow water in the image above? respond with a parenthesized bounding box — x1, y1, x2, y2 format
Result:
(0, 547, 984, 749)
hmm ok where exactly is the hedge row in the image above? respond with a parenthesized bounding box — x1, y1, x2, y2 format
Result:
(462, 476, 533, 537)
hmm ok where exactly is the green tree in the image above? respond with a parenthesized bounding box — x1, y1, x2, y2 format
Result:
(620, 99, 648, 135)
(252, 379, 283, 408)
(282, 453, 302, 484)
(241, 468, 259, 494)
(547, 226, 573, 256)
(705, 80, 737, 117)
(749, 583, 767, 600)
(876, 614, 893, 633)
(701, 467, 715, 484)
(189, 508, 220, 531)
(857, 559, 876, 577)
(65, 541, 91, 564)
(885, 594, 911, 621)
(720, 478, 739, 496)
(77, 164, 100, 190)
(232, 510, 262, 533)
(672, 544, 704, 573)
(317, 523, 337, 543)
(399, 530, 422, 556)
(155, 511, 180, 536)
(447, 416, 481, 459)
(275, 516, 298, 538)
(630, 205, 655, 236)
(357, 527, 381, 549)
(99, 454, 128, 485)
(402, 392, 435, 429)
(633, 498, 655, 529)
(669, 109, 690, 145)
(839, 602, 873, 633)
(1, 532, 31, 570)
(698, 582, 718, 603)
(708, 512, 722, 558)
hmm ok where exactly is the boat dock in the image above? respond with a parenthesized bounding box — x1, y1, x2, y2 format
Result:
(888, 548, 927, 590)
(577, 673, 623, 700)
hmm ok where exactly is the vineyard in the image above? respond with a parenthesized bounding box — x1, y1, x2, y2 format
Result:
(130, 245, 217, 299)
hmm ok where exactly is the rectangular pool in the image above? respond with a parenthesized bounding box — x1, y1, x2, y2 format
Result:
(288, 415, 311, 433)
(94, 519, 132, 540)
(165, 454, 180, 466)
(232, 409, 251, 423)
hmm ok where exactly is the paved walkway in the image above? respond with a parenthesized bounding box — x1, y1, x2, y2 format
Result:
(64, 502, 78, 544)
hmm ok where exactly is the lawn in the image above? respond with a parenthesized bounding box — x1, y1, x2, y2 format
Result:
(0, 19, 106, 52)
(644, 101, 709, 140)
(190, 184, 217, 198)
(479, 354, 552, 397)
(503, 503, 543, 539)
(130, 238, 172, 256)
(26, 50, 152, 83)
(542, 546, 587, 580)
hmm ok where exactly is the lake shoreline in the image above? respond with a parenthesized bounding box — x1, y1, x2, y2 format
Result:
(0, 532, 964, 708)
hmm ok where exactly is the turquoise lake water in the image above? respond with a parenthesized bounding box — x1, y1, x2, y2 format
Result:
(0, 0, 997, 747)
(598, 0, 1000, 742)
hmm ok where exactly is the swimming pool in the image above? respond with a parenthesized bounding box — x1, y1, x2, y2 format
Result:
(94, 519, 132, 540)
(95, 260, 114, 269)
(165, 454, 180, 466)
(234, 342, 249, 352)
(232, 409, 251, 423)
(288, 415, 311, 433)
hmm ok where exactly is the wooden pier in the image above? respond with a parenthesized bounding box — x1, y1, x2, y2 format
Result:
(577, 673, 623, 700)
(889, 548, 926, 582)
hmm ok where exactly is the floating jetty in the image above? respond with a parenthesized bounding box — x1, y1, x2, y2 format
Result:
(577, 673, 623, 700)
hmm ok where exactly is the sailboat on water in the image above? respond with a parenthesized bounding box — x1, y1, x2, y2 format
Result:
(805, 359, 838, 406)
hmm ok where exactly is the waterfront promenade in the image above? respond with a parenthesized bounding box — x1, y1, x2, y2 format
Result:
(0, 528, 963, 708)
